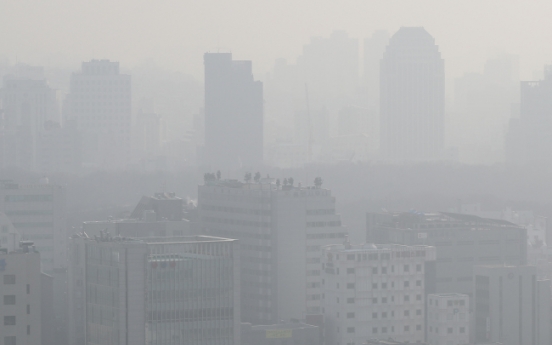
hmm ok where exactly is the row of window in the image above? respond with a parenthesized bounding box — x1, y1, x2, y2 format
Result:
(306, 221, 342, 227)
(306, 232, 347, 240)
(4, 195, 53, 202)
(340, 324, 422, 334)
(428, 326, 466, 334)
(326, 264, 423, 275)
(334, 280, 422, 290)
(334, 294, 422, 304)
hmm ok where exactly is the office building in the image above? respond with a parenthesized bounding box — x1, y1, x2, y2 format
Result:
(0, 244, 50, 345)
(367, 211, 527, 296)
(37, 121, 81, 173)
(68, 234, 240, 345)
(427, 293, 469, 345)
(0, 179, 67, 273)
(474, 265, 550, 345)
(506, 66, 552, 163)
(204, 53, 263, 167)
(322, 242, 436, 345)
(199, 179, 347, 324)
(380, 27, 444, 161)
(241, 321, 320, 345)
(0, 76, 59, 171)
(66, 60, 131, 169)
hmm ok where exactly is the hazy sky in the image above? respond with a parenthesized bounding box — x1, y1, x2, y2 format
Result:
(1, 0, 552, 81)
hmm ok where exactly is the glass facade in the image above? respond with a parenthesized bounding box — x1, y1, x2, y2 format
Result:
(146, 241, 236, 345)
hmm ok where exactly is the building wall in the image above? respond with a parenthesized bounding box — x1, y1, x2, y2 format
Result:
(322, 244, 436, 345)
(474, 265, 550, 345)
(427, 293, 469, 345)
(0, 251, 42, 345)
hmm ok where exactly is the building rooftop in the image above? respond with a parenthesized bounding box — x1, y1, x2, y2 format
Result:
(323, 242, 434, 253)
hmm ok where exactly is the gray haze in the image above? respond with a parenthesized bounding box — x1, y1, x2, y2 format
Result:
(3, 2, 552, 345)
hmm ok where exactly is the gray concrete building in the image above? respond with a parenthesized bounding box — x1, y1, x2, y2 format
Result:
(0, 245, 47, 345)
(199, 179, 347, 324)
(380, 27, 444, 161)
(474, 265, 550, 345)
(367, 212, 527, 297)
(66, 60, 132, 170)
(427, 293, 470, 345)
(68, 234, 240, 345)
(204, 53, 263, 168)
(322, 242, 436, 345)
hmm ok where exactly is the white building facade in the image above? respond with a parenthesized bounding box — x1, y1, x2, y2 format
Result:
(321, 243, 436, 345)
(427, 293, 469, 345)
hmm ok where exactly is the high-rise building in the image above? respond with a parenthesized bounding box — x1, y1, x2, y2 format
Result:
(0, 179, 67, 274)
(367, 212, 527, 297)
(506, 66, 552, 163)
(321, 242, 436, 345)
(204, 53, 263, 168)
(474, 265, 550, 345)
(426, 293, 469, 345)
(198, 179, 347, 324)
(0, 76, 59, 171)
(66, 60, 131, 169)
(380, 27, 445, 161)
(68, 234, 240, 345)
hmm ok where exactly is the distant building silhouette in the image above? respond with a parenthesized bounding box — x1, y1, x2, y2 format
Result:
(380, 27, 444, 161)
(66, 60, 131, 170)
(506, 66, 552, 163)
(204, 53, 263, 168)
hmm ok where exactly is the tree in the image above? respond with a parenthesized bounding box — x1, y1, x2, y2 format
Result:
(216, 170, 221, 180)
(254, 172, 261, 183)
(244, 172, 252, 183)
(283, 178, 288, 186)
(276, 179, 281, 189)
(204, 172, 216, 182)
(288, 177, 294, 186)
(314, 177, 323, 188)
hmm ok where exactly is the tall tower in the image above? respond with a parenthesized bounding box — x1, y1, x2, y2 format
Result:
(66, 60, 131, 170)
(380, 27, 444, 161)
(204, 53, 263, 168)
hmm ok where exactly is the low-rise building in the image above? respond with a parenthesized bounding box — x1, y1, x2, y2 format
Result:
(322, 242, 436, 345)
(427, 293, 469, 345)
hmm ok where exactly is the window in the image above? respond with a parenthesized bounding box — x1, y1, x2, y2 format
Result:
(382, 312, 387, 318)
(416, 325, 421, 331)
(372, 312, 378, 319)
(3, 275, 15, 284)
(416, 280, 422, 287)
(4, 337, 16, 345)
(430, 326, 433, 332)
(347, 283, 355, 289)
(26, 305, 30, 314)
(382, 282, 387, 289)
(448, 327, 453, 334)
(27, 325, 30, 335)
(460, 300, 465, 306)
(347, 312, 355, 319)
(447, 300, 453, 307)
(404, 281, 410, 288)
(372, 283, 378, 289)
(404, 264, 410, 272)
(372, 297, 377, 304)
(4, 295, 15, 305)
(382, 327, 387, 333)
(4, 316, 15, 325)
(336, 297, 339, 303)
(416, 264, 422, 272)
(404, 295, 410, 302)
(347, 268, 355, 274)
(347, 298, 354, 304)
(416, 309, 422, 315)
(382, 267, 387, 274)
(347, 254, 355, 261)
(382, 297, 387, 303)
(404, 325, 410, 332)
(416, 294, 422, 301)
(26, 284, 29, 294)
(460, 327, 465, 333)
(372, 327, 378, 334)
(347, 327, 355, 333)
(372, 267, 378, 274)
(404, 310, 410, 316)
